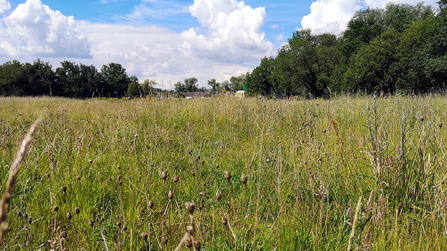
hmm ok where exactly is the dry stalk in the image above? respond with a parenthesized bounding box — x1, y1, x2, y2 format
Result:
(347, 196, 362, 251)
(0, 118, 42, 243)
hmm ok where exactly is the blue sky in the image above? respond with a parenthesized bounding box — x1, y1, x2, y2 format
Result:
(0, 0, 440, 89)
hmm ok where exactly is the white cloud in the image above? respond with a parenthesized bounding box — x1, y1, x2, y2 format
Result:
(364, 0, 439, 9)
(0, 0, 270, 89)
(275, 34, 284, 41)
(301, 0, 440, 35)
(270, 24, 279, 30)
(0, 0, 10, 15)
(301, 0, 362, 35)
(181, 0, 274, 63)
(75, 21, 252, 89)
(0, 0, 90, 58)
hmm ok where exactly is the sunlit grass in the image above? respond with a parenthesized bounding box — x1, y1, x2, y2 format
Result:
(1, 94, 447, 250)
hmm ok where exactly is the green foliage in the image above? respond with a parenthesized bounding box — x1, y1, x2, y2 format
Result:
(207, 78, 219, 91)
(101, 63, 131, 97)
(0, 60, 31, 96)
(343, 30, 400, 93)
(127, 81, 140, 97)
(174, 77, 200, 93)
(140, 79, 157, 96)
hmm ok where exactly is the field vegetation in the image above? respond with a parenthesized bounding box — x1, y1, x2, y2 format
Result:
(1, 95, 447, 250)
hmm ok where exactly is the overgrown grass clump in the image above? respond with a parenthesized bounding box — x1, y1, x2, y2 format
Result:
(1, 95, 447, 250)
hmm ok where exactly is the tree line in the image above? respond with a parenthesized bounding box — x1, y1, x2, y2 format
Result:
(245, 1, 447, 97)
(0, 59, 161, 98)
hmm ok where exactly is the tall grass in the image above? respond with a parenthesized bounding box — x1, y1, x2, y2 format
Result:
(1, 94, 447, 250)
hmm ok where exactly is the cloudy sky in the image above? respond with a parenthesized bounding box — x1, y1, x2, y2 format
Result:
(0, 0, 440, 89)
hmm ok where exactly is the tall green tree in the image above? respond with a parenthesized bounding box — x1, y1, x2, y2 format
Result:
(246, 57, 276, 95)
(101, 63, 131, 97)
(0, 60, 31, 96)
(28, 59, 56, 96)
(207, 78, 219, 91)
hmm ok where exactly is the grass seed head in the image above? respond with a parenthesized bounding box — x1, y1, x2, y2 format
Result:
(168, 190, 174, 200)
(61, 186, 67, 193)
(241, 174, 248, 185)
(54, 206, 59, 212)
(148, 201, 154, 209)
(140, 232, 148, 241)
(88, 219, 94, 227)
(75, 207, 80, 215)
(224, 171, 231, 181)
(66, 212, 72, 220)
(161, 171, 167, 180)
(60, 231, 67, 239)
(186, 225, 194, 235)
(185, 237, 192, 247)
(185, 202, 195, 215)
(193, 239, 201, 249)
(222, 216, 228, 225)
(173, 175, 179, 183)
(216, 192, 221, 201)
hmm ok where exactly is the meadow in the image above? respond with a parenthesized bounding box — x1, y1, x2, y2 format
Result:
(1, 95, 447, 250)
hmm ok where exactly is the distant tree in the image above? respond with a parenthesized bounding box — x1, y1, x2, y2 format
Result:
(174, 81, 186, 93)
(220, 80, 231, 91)
(55, 61, 83, 98)
(246, 57, 276, 95)
(0, 60, 30, 96)
(29, 59, 55, 96)
(127, 81, 140, 97)
(141, 79, 157, 96)
(101, 63, 131, 97)
(207, 79, 219, 91)
(229, 74, 246, 91)
(184, 77, 199, 92)
(79, 64, 102, 98)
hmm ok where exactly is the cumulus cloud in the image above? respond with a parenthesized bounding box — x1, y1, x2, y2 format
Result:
(76, 21, 252, 89)
(0, 0, 90, 58)
(301, 0, 362, 35)
(301, 0, 440, 35)
(181, 0, 274, 62)
(0, 0, 10, 14)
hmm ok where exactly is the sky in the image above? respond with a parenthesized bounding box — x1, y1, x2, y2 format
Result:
(0, 0, 441, 89)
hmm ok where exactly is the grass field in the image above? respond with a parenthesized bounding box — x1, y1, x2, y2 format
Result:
(1, 95, 447, 250)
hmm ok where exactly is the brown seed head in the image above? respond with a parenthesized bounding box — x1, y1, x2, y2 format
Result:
(221, 216, 228, 225)
(420, 116, 424, 122)
(75, 207, 80, 215)
(193, 240, 201, 249)
(161, 171, 167, 180)
(66, 212, 72, 220)
(185, 237, 192, 247)
(140, 232, 148, 241)
(117, 221, 122, 228)
(241, 174, 248, 185)
(88, 219, 94, 227)
(216, 164, 219, 169)
(88, 159, 92, 164)
(60, 231, 67, 239)
(224, 171, 231, 181)
(168, 190, 174, 200)
(148, 201, 154, 209)
(185, 202, 195, 215)
(216, 191, 222, 201)
(61, 186, 67, 193)
(186, 225, 194, 235)
(173, 175, 179, 183)
(439, 122, 443, 129)
(54, 206, 59, 212)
